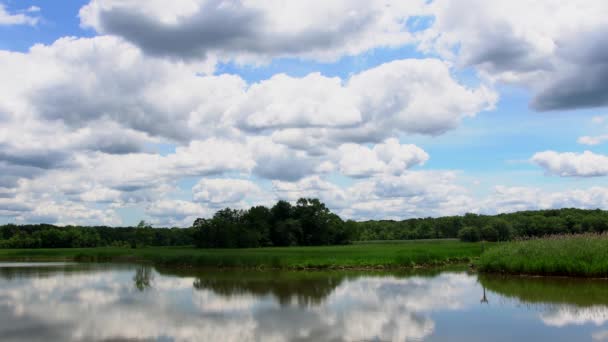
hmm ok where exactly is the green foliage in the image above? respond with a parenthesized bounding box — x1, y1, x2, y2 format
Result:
(0, 223, 193, 249)
(192, 198, 352, 248)
(480, 226, 498, 242)
(3, 207, 608, 249)
(351, 208, 607, 242)
(458, 227, 480, 242)
(478, 233, 608, 277)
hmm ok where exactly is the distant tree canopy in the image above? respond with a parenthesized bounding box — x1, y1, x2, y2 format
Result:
(192, 198, 352, 248)
(351, 208, 608, 242)
(0, 224, 193, 249)
(2, 205, 608, 248)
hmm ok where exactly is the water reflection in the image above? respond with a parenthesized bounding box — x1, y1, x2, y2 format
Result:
(0, 263, 605, 341)
(133, 266, 154, 291)
(479, 275, 608, 327)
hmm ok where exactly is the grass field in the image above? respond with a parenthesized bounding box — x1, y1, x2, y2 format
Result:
(477, 233, 608, 277)
(0, 240, 487, 269)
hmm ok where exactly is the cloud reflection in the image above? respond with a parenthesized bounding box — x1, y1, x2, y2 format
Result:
(0, 266, 477, 341)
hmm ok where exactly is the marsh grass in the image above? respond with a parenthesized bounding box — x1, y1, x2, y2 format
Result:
(478, 233, 608, 277)
(0, 240, 486, 269)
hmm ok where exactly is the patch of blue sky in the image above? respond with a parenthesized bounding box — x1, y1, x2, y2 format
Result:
(0, 0, 92, 52)
(115, 206, 146, 227)
(406, 84, 601, 180)
(406, 15, 434, 33)
(153, 143, 177, 157)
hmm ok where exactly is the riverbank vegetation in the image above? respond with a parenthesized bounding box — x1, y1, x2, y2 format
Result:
(2, 201, 608, 250)
(355, 208, 608, 242)
(0, 240, 485, 269)
(0, 221, 193, 249)
(477, 233, 608, 277)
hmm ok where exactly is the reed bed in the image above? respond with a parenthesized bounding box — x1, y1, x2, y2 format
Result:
(478, 233, 608, 277)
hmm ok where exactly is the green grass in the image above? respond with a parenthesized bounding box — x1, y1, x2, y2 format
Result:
(0, 240, 486, 269)
(478, 233, 608, 277)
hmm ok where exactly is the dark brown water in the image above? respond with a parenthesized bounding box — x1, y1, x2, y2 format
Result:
(0, 262, 607, 341)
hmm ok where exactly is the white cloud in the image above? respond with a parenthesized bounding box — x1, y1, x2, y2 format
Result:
(231, 73, 361, 131)
(420, 0, 608, 111)
(146, 199, 211, 227)
(481, 185, 608, 214)
(79, 0, 429, 62)
(578, 135, 608, 146)
(532, 151, 608, 177)
(0, 3, 38, 26)
(6, 6, 608, 226)
(348, 59, 497, 136)
(192, 178, 264, 208)
(337, 139, 428, 178)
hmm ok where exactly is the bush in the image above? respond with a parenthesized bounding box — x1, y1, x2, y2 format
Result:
(458, 227, 480, 242)
(480, 226, 498, 242)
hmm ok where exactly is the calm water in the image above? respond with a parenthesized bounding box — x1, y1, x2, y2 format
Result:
(0, 263, 607, 341)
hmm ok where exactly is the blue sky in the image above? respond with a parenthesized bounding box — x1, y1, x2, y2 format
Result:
(1, 1, 607, 226)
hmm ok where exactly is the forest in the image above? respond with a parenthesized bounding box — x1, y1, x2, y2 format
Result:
(1, 200, 607, 248)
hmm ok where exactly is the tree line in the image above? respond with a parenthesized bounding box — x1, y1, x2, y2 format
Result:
(352, 208, 608, 242)
(1, 202, 608, 248)
(0, 221, 192, 248)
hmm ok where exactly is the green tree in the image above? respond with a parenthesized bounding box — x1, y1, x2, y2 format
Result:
(480, 226, 498, 242)
(458, 227, 480, 242)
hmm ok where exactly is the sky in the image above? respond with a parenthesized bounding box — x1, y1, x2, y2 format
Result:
(0, 0, 607, 227)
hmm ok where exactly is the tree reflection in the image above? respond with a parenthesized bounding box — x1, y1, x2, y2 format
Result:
(480, 286, 489, 304)
(133, 266, 154, 291)
(192, 272, 344, 306)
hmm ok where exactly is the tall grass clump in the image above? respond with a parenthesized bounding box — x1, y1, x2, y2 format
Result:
(478, 233, 608, 277)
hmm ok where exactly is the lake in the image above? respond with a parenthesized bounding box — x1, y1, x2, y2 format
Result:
(0, 263, 607, 341)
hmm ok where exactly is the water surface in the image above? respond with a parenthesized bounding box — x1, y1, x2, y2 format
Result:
(0, 263, 607, 341)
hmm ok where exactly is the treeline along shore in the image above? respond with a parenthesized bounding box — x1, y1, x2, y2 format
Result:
(2, 199, 608, 276)
(1, 200, 607, 248)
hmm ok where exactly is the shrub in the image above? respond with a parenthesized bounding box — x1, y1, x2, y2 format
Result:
(458, 227, 480, 242)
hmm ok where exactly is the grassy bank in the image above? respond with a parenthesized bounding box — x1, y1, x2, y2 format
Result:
(478, 233, 608, 277)
(0, 240, 486, 269)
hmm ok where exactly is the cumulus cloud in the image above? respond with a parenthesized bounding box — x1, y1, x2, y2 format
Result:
(271, 170, 474, 220)
(79, 0, 428, 62)
(481, 185, 608, 214)
(1, 36, 494, 149)
(146, 199, 211, 227)
(231, 73, 361, 132)
(0, 3, 39, 26)
(420, 0, 608, 111)
(337, 139, 428, 178)
(348, 59, 497, 136)
(192, 178, 266, 208)
(6, 3, 606, 225)
(531, 151, 608, 177)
